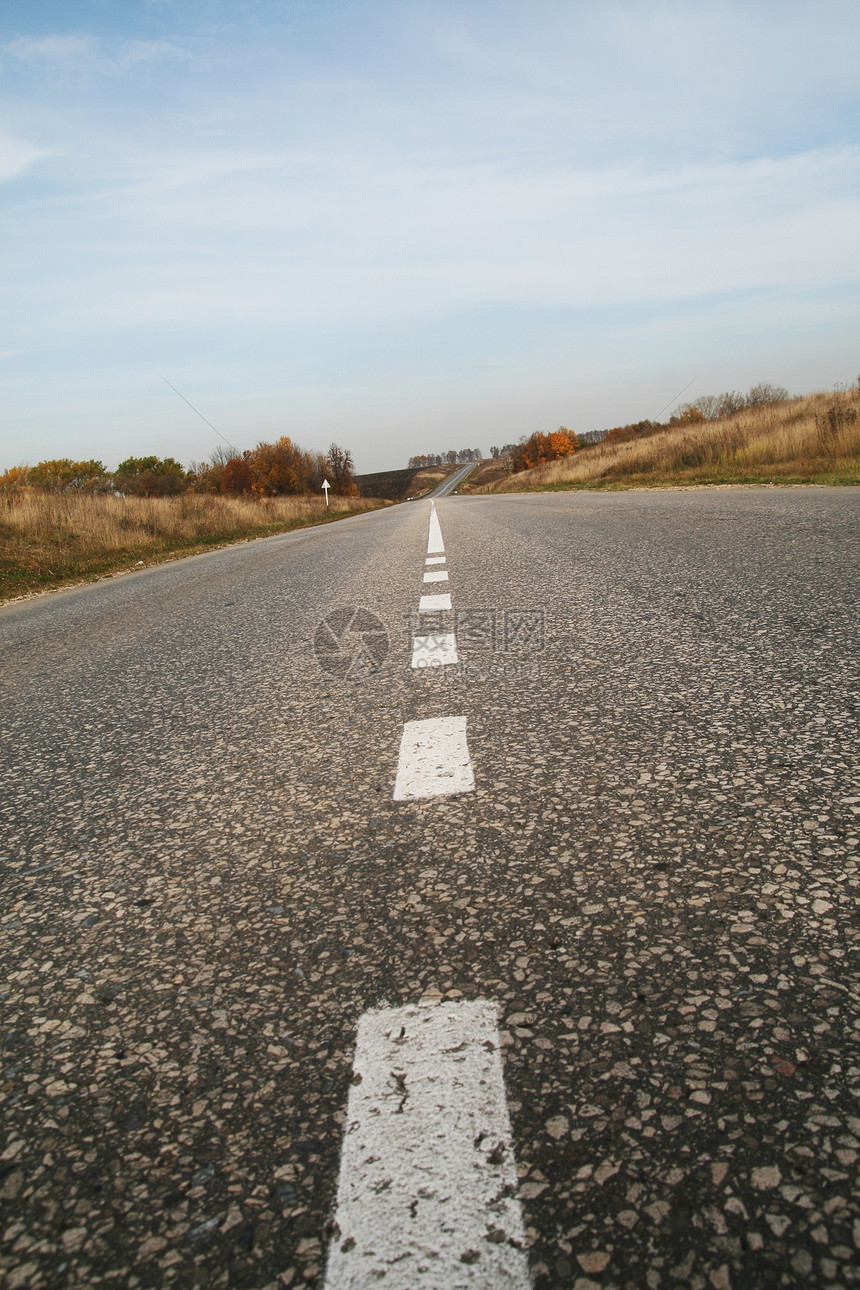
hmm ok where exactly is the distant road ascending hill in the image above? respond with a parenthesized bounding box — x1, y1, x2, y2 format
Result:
(356, 461, 458, 500)
(428, 460, 477, 496)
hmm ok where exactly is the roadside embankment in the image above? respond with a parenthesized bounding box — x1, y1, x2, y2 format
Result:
(480, 389, 860, 492)
(0, 492, 388, 602)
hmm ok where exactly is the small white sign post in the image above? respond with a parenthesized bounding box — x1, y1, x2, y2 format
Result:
(322, 478, 330, 508)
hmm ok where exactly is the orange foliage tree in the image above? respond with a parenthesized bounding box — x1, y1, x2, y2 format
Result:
(220, 455, 256, 495)
(0, 465, 32, 496)
(511, 429, 578, 473)
(243, 436, 327, 495)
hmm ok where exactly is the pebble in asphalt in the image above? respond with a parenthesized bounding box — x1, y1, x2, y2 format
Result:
(1, 487, 858, 1289)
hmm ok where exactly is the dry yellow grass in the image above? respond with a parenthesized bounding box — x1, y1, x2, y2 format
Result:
(459, 458, 514, 491)
(481, 389, 860, 492)
(0, 491, 386, 601)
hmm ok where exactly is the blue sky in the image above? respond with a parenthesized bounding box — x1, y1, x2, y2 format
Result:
(2, 0, 858, 473)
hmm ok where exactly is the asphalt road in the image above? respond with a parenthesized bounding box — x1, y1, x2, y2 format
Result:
(430, 462, 477, 497)
(2, 487, 859, 1290)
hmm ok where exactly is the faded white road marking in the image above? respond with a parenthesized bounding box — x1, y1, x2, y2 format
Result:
(411, 633, 459, 668)
(393, 715, 474, 798)
(426, 555, 446, 565)
(428, 506, 445, 554)
(419, 593, 452, 612)
(424, 569, 449, 583)
(324, 1000, 528, 1289)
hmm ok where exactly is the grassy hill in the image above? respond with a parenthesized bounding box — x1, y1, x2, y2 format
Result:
(355, 463, 457, 500)
(458, 458, 512, 491)
(479, 389, 860, 492)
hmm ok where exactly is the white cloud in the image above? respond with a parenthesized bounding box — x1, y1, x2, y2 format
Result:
(33, 139, 854, 331)
(3, 34, 94, 62)
(2, 32, 194, 77)
(114, 39, 195, 71)
(0, 132, 51, 183)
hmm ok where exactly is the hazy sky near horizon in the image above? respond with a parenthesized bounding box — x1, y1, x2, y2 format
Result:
(2, 0, 858, 473)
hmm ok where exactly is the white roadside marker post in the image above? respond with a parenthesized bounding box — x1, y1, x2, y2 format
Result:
(322, 477, 331, 508)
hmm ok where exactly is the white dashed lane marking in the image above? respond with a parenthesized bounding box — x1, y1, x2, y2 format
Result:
(425, 556, 446, 565)
(427, 504, 445, 554)
(411, 633, 459, 669)
(393, 715, 474, 798)
(324, 1000, 529, 1289)
(414, 508, 456, 669)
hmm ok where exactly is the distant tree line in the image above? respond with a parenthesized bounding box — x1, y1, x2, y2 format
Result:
(0, 459, 113, 495)
(407, 448, 484, 468)
(598, 383, 791, 445)
(190, 439, 356, 497)
(672, 382, 789, 425)
(0, 438, 357, 498)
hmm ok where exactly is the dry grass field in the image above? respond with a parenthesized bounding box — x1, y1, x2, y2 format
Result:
(0, 491, 386, 602)
(480, 389, 860, 492)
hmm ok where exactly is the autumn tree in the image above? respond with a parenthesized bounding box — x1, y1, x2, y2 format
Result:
(746, 382, 789, 407)
(29, 459, 108, 492)
(714, 392, 747, 417)
(187, 446, 248, 494)
(186, 459, 220, 493)
(246, 437, 303, 494)
(603, 419, 663, 444)
(220, 454, 255, 495)
(114, 456, 187, 496)
(0, 465, 31, 495)
(511, 429, 577, 473)
(325, 443, 357, 495)
(245, 436, 332, 495)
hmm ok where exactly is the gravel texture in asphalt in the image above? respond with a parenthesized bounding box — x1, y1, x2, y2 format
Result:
(1, 488, 859, 1290)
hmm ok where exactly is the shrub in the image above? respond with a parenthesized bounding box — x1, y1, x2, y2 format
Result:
(114, 456, 187, 497)
(29, 459, 109, 492)
(815, 394, 858, 453)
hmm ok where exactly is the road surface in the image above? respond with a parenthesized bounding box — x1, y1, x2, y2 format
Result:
(429, 460, 477, 497)
(1, 487, 859, 1289)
